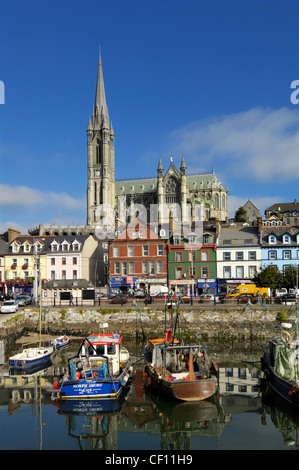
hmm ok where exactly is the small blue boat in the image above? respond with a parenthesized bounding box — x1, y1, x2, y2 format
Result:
(9, 346, 54, 370)
(53, 333, 133, 400)
(51, 335, 69, 351)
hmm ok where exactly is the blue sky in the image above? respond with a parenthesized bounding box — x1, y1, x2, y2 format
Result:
(0, 0, 298, 234)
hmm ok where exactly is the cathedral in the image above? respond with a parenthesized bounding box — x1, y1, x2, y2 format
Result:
(86, 51, 228, 232)
(30, 51, 228, 238)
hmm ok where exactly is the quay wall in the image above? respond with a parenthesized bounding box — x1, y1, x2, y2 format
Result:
(0, 303, 296, 350)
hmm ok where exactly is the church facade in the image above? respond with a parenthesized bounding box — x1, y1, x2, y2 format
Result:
(86, 52, 228, 232)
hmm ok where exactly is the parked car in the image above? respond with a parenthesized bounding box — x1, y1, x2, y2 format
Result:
(15, 295, 31, 306)
(277, 294, 297, 303)
(198, 294, 219, 303)
(237, 293, 258, 304)
(134, 291, 147, 298)
(1, 300, 18, 314)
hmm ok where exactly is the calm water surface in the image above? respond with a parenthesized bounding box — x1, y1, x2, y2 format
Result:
(1, 339, 298, 452)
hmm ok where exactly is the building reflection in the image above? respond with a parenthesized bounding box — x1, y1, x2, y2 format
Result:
(0, 362, 298, 450)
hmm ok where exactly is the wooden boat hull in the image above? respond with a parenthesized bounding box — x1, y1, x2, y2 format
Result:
(144, 365, 218, 402)
(9, 347, 54, 370)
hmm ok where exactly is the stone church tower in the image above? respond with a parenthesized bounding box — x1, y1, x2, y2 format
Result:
(86, 50, 115, 226)
(86, 51, 228, 231)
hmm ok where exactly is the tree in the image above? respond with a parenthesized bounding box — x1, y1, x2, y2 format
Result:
(234, 207, 247, 222)
(282, 265, 299, 290)
(253, 265, 283, 294)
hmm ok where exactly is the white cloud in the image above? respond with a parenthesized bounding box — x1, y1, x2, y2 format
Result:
(0, 185, 85, 210)
(168, 107, 299, 182)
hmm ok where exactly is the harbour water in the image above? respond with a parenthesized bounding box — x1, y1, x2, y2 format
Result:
(0, 339, 298, 452)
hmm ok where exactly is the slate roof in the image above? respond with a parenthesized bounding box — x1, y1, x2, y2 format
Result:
(260, 225, 299, 247)
(7, 235, 93, 254)
(115, 172, 224, 196)
(218, 226, 259, 246)
(265, 200, 299, 214)
(42, 279, 94, 289)
(0, 238, 8, 255)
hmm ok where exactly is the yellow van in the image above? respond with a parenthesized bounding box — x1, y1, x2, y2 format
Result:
(228, 284, 270, 298)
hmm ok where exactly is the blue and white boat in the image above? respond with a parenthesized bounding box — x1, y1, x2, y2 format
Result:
(9, 345, 54, 370)
(53, 333, 133, 400)
(51, 335, 69, 351)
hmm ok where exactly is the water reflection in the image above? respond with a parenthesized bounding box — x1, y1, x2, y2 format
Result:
(0, 345, 298, 450)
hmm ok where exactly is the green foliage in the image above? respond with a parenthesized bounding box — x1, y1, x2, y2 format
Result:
(276, 310, 288, 322)
(234, 206, 247, 222)
(253, 265, 283, 291)
(282, 265, 299, 289)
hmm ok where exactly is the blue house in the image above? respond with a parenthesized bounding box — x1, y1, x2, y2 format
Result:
(260, 225, 299, 273)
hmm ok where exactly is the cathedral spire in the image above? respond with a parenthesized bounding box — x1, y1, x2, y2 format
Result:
(92, 48, 109, 129)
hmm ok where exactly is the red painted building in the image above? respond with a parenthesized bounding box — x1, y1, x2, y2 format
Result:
(109, 220, 168, 294)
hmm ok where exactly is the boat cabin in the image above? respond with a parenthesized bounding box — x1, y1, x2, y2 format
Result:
(81, 333, 124, 375)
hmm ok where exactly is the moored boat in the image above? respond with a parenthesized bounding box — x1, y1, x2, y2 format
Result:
(53, 333, 133, 400)
(9, 346, 54, 370)
(51, 335, 70, 351)
(143, 300, 218, 402)
(261, 307, 299, 407)
(144, 332, 218, 402)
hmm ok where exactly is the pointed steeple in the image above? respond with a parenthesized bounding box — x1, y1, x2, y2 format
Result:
(180, 153, 186, 175)
(92, 48, 109, 130)
(157, 156, 163, 177)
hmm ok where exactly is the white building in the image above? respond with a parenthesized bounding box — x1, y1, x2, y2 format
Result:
(216, 226, 261, 291)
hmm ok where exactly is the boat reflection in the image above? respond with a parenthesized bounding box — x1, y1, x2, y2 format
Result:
(147, 391, 229, 448)
(261, 382, 299, 449)
(53, 389, 130, 450)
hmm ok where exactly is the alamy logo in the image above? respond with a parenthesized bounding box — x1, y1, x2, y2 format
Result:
(0, 81, 4, 104)
(290, 80, 299, 105)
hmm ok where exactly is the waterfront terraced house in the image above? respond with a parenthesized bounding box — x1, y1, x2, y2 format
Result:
(216, 225, 261, 293)
(168, 222, 218, 296)
(260, 225, 299, 273)
(4, 234, 100, 297)
(108, 220, 168, 294)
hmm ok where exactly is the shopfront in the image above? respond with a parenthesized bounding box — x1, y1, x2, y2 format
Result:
(109, 276, 137, 294)
(197, 278, 217, 295)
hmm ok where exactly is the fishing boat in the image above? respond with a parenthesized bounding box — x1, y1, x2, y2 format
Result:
(143, 303, 218, 402)
(51, 335, 69, 351)
(261, 306, 299, 407)
(53, 333, 133, 400)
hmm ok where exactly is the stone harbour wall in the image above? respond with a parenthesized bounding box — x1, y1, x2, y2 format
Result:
(0, 303, 296, 349)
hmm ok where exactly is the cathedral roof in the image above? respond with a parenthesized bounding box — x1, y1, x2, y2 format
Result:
(115, 172, 224, 196)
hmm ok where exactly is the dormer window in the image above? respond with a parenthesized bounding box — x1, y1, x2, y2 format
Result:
(203, 233, 211, 244)
(283, 233, 291, 244)
(61, 241, 70, 251)
(72, 241, 80, 251)
(35, 241, 43, 252)
(268, 234, 276, 244)
(51, 241, 59, 252)
(12, 242, 20, 253)
(23, 241, 31, 253)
